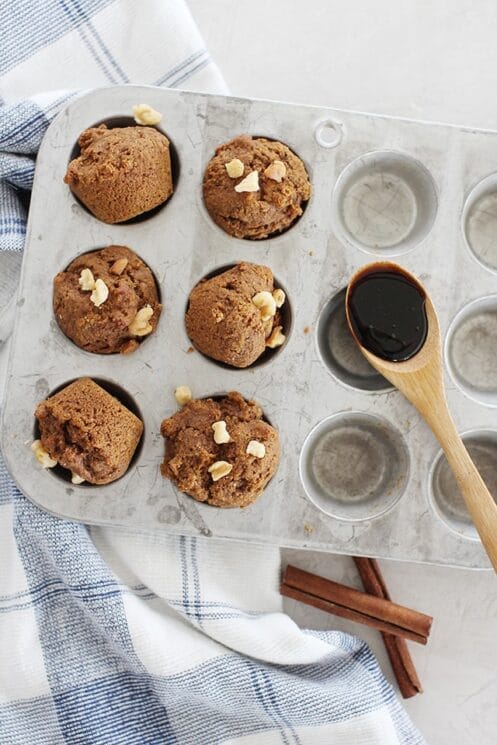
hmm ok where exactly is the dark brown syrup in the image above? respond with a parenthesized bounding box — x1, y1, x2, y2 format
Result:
(348, 270, 427, 362)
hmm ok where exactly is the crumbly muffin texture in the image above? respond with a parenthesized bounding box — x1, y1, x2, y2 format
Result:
(35, 377, 143, 485)
(53, 245, 161, 354)
(160, 392, 280, 508)
(64, 124, 173, 223)
(186, 262, 283, 368)
(203, 135, 311, 239)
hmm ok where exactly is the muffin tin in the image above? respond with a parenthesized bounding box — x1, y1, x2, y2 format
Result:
(2, 84, 497, 569)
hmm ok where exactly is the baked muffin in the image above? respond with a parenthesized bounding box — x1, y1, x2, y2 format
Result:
(34, 378, 143, 485)
(64, 124, 173, 223)
(161, 391, 279, 508)
(203, 135, 311, 239)
(53, 245, 161, 354)
(186, 262, 287, 367)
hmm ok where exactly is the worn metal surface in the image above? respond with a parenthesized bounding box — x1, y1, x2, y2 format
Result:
(2, 84, 497, 568)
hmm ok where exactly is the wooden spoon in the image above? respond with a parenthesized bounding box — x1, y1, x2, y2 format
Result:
(345, 260, 497, 572)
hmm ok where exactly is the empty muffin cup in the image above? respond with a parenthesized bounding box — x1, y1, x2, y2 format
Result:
(332, 151, 437, 255)
(316, 288, 392, 392)
(429, 429, 497, 540)
(299, 412, 409, 521)
(462, 173, 497, 273)
(445, 295, 497, 407)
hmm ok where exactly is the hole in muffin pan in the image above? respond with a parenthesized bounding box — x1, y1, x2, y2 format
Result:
(316, 287, 393, 392)
(33, 377, 144, 486)
(299, 412, 409, 522)
(445, 295, 497, 407)
(68, 115, 180, 225)
(314, 119, 343, 149)
(429, 429, 497, 541)
(202, 134, 311, 241)
(462, 173, 497, 274)
(54, 245, 162, 356)
(184, 263, 292, 370)
(332, 150, 438, 256)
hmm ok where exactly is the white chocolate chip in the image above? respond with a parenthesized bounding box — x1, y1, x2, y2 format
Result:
(79, 268, 96, 291)
(225, 158, 244, 178)
(212, 420, 231, 444)
(272, 288, 286, 308)
(175, 386, 192, 406)
(90, 278, 109, 307)
(31, 440, 57, 469)
(246, 440, 266, 459)
(266, 326, 286, 348)
(132, 103, 163, 126)
(208, 461, 233, 481)
(129, 305, 154, 336)
(110, 258, 128, 275)
(252, 291, 277, 322)
(71, 472, 85, 485)
(264, 160, 287, 182)
(234, 170, 259, 193)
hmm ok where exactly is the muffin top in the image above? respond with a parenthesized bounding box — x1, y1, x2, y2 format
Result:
(53, 245, 161, 354)
(35, 377, 143, 485)
(64, 124, 173, 223)
(185, 262, 286, 368)
(203, 135, 311, 239)
(160, 391, 280, 508)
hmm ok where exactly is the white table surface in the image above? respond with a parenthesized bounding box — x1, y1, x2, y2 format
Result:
(188, 1, 497, 742)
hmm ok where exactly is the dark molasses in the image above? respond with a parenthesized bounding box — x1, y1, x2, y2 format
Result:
(348, 270, 427, 362)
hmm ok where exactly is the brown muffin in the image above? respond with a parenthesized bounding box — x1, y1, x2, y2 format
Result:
(64, 124, 173, 223)
(53, 245, 161, 355)
(161, 392, 279, 508)
(202, 135, 311, 239)
(186, 262, 286, 367)
(35, 378, 143, 485)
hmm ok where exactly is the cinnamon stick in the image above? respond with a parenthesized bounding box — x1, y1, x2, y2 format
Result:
(354, 557, 423, 698)
(281, 565, 432, 645)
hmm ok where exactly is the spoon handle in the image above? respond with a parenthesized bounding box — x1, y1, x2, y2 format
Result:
(420, 398, 497, 573)
(382, 350, 497, 572)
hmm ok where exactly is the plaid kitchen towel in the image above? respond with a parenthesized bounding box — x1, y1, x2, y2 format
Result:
(0, 1, 425, 743)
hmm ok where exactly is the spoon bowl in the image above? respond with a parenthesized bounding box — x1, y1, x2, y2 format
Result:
(346, 261, 497, 573)
(346, 262, 441, 396)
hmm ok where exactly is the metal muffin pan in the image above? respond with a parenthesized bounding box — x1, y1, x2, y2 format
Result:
(2, 84, 497, 569)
